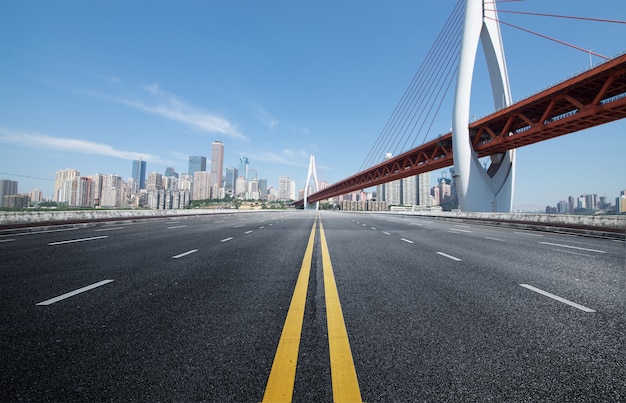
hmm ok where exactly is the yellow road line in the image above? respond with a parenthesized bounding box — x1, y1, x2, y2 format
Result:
(261, 219, 317, 403)
(319, 220, 363, 403)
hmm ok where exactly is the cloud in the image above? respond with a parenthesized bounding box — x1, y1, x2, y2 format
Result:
(0, 128, 164, 163)
(249, 149, 310, 167)
(251, 103, 279, 129)
(112, 83, 247, 141)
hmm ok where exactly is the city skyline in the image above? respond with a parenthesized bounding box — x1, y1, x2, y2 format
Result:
(1, 1, 624, 210)
(3, 159, 625, 213)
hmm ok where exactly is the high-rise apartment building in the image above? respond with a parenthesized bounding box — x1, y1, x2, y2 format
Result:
(418, 173, 431, 206)
(278, 176, 296, 201)
(386, 180, 402, 205)
(248, 179, 259, 199)
(192, 171, 211, 200)
(54, 169, 80, 202)
(100, 174, 124, 207)
(3, 194, 29, 208)
(617, 191, 626, 213)
(132, 159, 147, 190)
(91, 174, 104, 206)
(0, 179, 18, 208)
(188, 156, 207, 176)
(69, 177, 95, 207)
(178, 174, 193, 192)
(402, 176, 417, 206)
(162, 176, 178, 191)
(433, 178, 452, 206)
(30, 189, 43, 203)
(210, 141, 224, 189)
(146, 172, 164, 192)
(235, 177, 248, 198)
(375, 173, 430, 207)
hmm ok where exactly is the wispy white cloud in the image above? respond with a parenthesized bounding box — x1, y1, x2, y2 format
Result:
(113, 83, 247, 140)
(0, 128, 164, 163)
(250, 148, 311, 167)
(251, 103, 279, 129)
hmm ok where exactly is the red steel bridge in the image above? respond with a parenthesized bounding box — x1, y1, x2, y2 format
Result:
(296, 52, 626, 206)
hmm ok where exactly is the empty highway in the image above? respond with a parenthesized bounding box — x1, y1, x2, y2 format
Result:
(1, 211, 624, 402)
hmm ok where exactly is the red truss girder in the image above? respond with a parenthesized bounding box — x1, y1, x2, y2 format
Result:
(299, 53, 626, 205)
(304, 135, 454, 203)
(471, 53, 626, 156)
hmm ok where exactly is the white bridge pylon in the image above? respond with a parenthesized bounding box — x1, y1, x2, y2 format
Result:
(303, 155, 319, 210)
(452, 0, 515, 212)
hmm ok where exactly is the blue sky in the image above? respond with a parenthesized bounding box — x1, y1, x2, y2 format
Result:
(1, 0, 624, 210)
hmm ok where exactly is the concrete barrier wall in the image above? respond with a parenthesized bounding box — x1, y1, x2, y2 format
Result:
(0, 209, 246, 226)
(1, 208, 625, 231)
(382, 210, 626, 230)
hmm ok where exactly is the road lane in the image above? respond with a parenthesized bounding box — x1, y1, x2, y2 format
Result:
(319, 219, 363, 403)
(318, 211, 625, 401)
(0, 211, 624, 401)
(1, 211, 316, 401)
(262, 219, 316, 402)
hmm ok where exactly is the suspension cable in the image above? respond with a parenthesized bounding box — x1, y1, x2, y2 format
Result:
(484, 15, 610, 60)
(361, 1, 621, 171)
(360, 0, 464, 170)
(495, 10, 626, 25)
(389, 7, 462, 159)
(361, 1, 463, 170)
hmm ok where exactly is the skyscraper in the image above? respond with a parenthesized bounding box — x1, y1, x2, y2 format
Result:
(0, 179, 18, 208)
(164, 167, 179, 178)
(224, 167, 238, 196)
(132, 159, 147, 190)
(247, 168, 257, 180)
(239, 157, 249, 180)
(258, 178, 268, 199)
(210, 141, 224, 189)
(188, 156, 207, 176)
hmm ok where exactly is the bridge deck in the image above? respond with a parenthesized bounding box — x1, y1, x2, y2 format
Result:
(301, 53, 626, 204)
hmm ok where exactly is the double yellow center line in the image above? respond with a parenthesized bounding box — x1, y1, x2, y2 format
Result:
(262, 216, 363, 403)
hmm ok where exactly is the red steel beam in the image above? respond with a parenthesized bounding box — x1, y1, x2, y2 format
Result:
(299, 53, 626, 205)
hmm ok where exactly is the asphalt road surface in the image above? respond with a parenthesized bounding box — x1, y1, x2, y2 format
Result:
(1, 211, 624, 402)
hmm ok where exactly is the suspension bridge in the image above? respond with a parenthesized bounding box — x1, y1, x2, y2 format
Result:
(297, 0, 626, 212)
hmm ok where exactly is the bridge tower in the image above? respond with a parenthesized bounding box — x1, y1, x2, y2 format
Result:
(452, 0, 515, 212)
(303, 155, 319, 210)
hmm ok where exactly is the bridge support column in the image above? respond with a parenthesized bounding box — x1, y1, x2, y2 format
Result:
(304, 155, 319, 210)
(452, 0, 515, 212)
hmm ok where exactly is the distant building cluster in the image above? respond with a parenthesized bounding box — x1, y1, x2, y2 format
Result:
(546, 191, 626, 214)
(3, 143, 624, 214)
(337, 162, 457, 212)
(0, 140, 300, 210)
